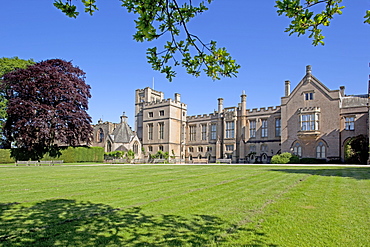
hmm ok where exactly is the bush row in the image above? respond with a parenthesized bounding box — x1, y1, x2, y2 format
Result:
(0, 147, 104, 163)
(271, 152, 334, 164)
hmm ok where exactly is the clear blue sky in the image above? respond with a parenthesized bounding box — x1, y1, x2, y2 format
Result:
(1, 1, 369, 127)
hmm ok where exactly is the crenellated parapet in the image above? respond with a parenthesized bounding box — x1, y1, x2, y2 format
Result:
(187, 113, 216, 121)
(143, 98, 187, 109)
(247, 106, 281, 114)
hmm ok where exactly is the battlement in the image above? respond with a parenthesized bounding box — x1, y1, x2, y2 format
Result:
(143, 98, 187, 108)
(136, 87, 163, 95)
(247, 106, 281, 114)
(187, 113, 216, 120)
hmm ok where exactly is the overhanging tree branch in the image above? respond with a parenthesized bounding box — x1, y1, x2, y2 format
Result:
(53, 0, 240, 81)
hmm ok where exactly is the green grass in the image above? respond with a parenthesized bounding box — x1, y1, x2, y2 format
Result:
(0, 162, 105, 166)
(0, 165, 369, 246)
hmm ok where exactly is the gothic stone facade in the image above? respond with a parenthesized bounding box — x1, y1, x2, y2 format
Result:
(93, 66, 368, 163)
(92, 114, 142, 159)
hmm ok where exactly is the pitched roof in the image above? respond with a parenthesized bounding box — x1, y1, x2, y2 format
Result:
(111, 121, 134, 143)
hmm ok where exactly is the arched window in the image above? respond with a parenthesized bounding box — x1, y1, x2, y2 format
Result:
(189, 155, 193, 161)
(293, 142, 302, 157)
(159, 145, 164, 151)
(98, 128, 104, 143)
(133, 141, 139, 154)
(198, 154, 202, 159)
(316, 141, 326, 159)
(261, 153, 268, 163)
(249, 153, 255, 163)
(107, 140, 112, 152)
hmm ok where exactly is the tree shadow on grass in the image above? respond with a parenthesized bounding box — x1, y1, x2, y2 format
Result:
(270, 167, 370, 180)
(0, 199, 277, 246)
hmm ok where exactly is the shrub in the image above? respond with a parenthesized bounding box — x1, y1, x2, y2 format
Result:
(125, 150, 135, 162)
(271, 152, 299, 164)
(105, 151, 124, 159)
(289, 154, 300, 164)
(327, 158, 342, 164)
(150, 151, 170, 163)
(271, 152, 292, 164)
(300, 158, 326, 164)
(0, 149, 15, 163)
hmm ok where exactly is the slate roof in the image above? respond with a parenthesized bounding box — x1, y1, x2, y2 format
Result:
(111, 121, 134, 143)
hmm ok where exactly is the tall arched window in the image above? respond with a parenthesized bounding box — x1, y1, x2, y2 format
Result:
(293, 142, 302, 157)
(316, 141, 326, 159)
(107, 140, 112, 152)
(133, 141, 139, 154)
(98, 128, 104, 143)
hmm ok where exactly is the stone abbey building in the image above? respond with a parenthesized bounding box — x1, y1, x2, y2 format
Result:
(92, 66, 369, 163)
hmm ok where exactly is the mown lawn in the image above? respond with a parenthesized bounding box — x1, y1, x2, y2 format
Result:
(0, 165, 369, 246)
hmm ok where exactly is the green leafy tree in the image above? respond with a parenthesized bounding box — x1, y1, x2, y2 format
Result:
(2, 59, 93, 160)
(54, 1, 369, 69)
(344, 135, 369, 164)
(0, 57, 35, 78)
(53, 0, 240, 81)
(0, 57, 35, 136)
(275, 0, 370, 45)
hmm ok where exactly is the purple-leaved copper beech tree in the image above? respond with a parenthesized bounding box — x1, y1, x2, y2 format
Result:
(1, 59, 93, 160)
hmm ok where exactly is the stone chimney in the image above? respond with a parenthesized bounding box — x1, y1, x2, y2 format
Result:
(340, 86, 345, 96)
(218, 98, 224, 113)
(285, 80, 291, 97)
(240, 90, 247, 112)
(174, 93, 181, 102)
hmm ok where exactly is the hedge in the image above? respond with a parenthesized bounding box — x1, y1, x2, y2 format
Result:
(0, 146, 104, 163)
(0, 149, 15, 163)
(299, 158, 326, 164)
(41, 147, 104, 163)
